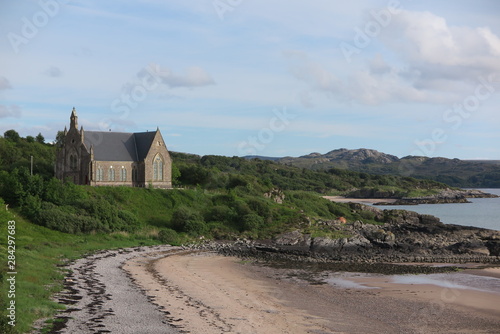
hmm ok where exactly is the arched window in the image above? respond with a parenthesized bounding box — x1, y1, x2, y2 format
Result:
(120, 167, 127, 181)
(69, 155, 77, 170)
(96, 166, 104, 181)
(108, 167, 115, 181)
(153, 154, 163, 181)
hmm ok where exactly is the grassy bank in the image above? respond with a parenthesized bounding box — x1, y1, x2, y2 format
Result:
(0, 208, 162, 333)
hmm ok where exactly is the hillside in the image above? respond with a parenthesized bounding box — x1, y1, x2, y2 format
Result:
(276, 149, 500, 188)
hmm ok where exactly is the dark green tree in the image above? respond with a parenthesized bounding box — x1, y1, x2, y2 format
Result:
(4, 129, 20, 142)
(35, 133, 45, 144)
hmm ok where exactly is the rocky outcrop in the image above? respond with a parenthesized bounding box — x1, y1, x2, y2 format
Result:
(264, 188, 285, 204)
(201, 210, 500, 264)
(374, 188, 498, 205)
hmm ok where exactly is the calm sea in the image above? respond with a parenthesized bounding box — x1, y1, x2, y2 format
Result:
(376, 189, 500, 231)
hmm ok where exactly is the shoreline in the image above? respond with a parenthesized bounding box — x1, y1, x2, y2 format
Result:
(124, 250, 500, 334)
(323, 195, 398, 204)
(48, 246, 500, 333)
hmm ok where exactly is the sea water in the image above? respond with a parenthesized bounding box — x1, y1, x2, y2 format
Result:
(376, 189, 500, 231)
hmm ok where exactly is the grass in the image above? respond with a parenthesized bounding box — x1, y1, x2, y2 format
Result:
(405, 188, 442, 198)
(0, 208, 162, 334)
(87, 186, 211, 228)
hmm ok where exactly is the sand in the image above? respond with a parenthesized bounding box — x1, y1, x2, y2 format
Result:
(124, 251, 500, 334)
(323, 196, 397, 204)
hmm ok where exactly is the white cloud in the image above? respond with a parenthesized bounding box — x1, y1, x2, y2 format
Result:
(380, 10, 500, 76)
(288, 10, 500, 107)
(287, 52, 446, 105)
(157, 66, 215, 89)
(120, 64, 215, 96)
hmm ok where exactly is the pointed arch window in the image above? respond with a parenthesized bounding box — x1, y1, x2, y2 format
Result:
(120, 167, 127, 181)
(96, 166, 104, 181)
(153, 154, 164, 181)
(69, 155, 77, 170)
(108, 167, 115, 181)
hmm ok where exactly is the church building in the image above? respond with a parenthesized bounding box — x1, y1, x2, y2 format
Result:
(55, 108, 172, 188)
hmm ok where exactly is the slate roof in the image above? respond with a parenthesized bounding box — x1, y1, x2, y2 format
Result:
(84, 131, 156, 161)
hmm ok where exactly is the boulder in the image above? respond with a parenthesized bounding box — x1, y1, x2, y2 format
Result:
(274, 230, 311, 247)
(447, 241, 490, 256)
(310, 237, 344, 255)
(310, 235, 371, 254)
(264, 188, 285, 204)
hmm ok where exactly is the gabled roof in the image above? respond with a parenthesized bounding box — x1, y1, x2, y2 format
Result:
(134, 131, 157, 161)
(84, 131, 156, 162)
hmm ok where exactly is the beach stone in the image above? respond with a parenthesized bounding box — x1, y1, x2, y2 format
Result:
(274, 230, 311, 246)
(310, 237, 344, 254)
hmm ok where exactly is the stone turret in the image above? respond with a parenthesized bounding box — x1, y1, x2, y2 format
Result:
(70, 107, 78, 129)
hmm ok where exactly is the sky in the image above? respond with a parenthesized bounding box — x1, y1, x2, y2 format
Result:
(1, 0, 500, 159)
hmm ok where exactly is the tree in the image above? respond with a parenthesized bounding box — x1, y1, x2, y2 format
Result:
(35, 133, 45, 144)
(171, 163, 181, 186)
(26, 136, 35, 143)
(4, 129, 20, 142)
(55, 131, 65, 147)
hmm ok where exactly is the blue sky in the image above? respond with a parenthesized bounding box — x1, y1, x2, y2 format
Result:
(1, 0, 500, 159)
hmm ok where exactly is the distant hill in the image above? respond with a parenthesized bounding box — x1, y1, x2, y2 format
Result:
(243, 155, 281, 161)
(247, 148, 500, 188)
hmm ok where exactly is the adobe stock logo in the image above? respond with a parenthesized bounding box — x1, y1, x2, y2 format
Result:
(399, 73, 499, 176)
(7, 0, 69, 54)
(110, 63, 169, 119)
(212, 0, 244, 20)
(339, 0, 403, 63)
(237, 107, 297, 156)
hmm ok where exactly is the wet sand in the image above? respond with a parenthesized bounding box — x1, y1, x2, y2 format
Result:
(125, 252, 500, 334)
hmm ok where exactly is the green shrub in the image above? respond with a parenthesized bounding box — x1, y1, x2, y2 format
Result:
(171, 206, 206, 235)
(204, 205, 236, 223)
(158, 228, 180, 244)
(184, 219, 207, 236)
(207, 222, 237, 239)
(240, 213, 264, 231)
(227, 175, 248, 189)
(246, 198, 271, 218)
(117, 210, 142, 232)
(36, 203, 105, 234)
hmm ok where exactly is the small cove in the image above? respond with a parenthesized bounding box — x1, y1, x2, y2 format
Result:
(375, 188, 500, 231)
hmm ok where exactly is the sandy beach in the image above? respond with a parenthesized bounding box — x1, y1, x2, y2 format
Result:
(124, 251, 500, 334)
(323, 196, 397, 204)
